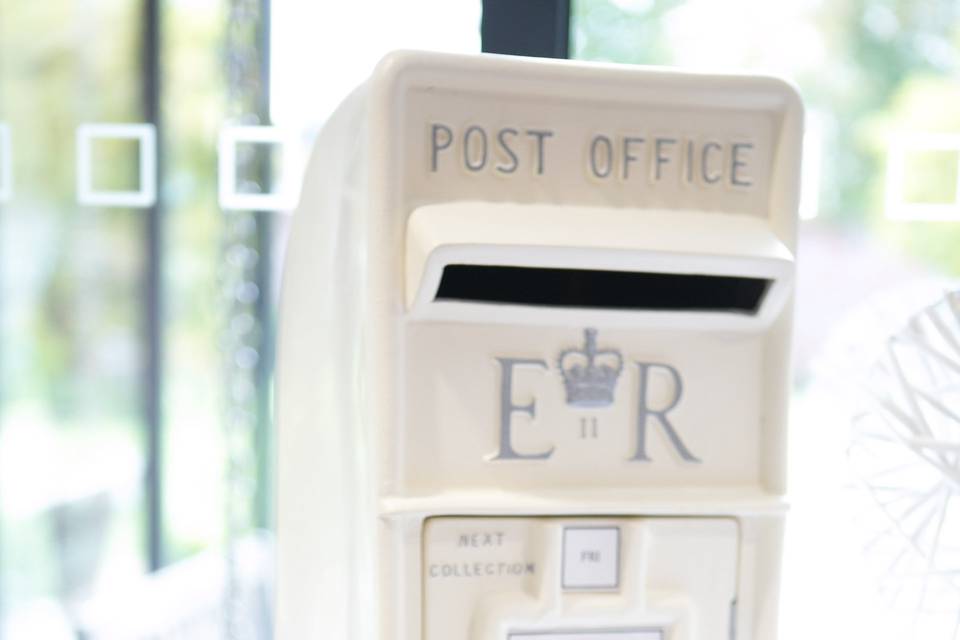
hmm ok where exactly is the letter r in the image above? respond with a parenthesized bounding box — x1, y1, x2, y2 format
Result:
(631, 362, 700, 463)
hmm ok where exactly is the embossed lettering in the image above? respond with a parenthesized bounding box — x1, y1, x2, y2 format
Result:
(589, 134, 613, 179)
(631, 362, 700, 463)
(463, 125, 488, 172)
(526, 129, 553, 175)
(495, 128, 519, 174)
(731, 142, 754, 187)
(493, 357, 553, 460)
(701, 141, 723, 184)
(622, 136, 645, 180)
(684, 139, 695, 184)
(428, 122, 758, 191)
(653, 137, 677, 181)
(430, 123, 453, 172)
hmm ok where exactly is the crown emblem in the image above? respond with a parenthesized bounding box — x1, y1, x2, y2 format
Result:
(558, 328, 623, 408)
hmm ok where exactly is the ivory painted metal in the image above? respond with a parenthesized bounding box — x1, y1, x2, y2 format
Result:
(276, 51, 803, 640)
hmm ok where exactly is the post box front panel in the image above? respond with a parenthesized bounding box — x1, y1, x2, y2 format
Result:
(274, 53, 799, 640)
(422, 516, 738, 640)
(400, 323, 762, 492)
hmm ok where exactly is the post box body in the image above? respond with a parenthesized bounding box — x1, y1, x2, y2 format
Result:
(276, 51, 803, 640)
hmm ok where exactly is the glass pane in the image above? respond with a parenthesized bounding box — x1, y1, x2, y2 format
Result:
(0, 0, 483, 636)
(162, 0, 229, 566)
(0, 0, 147, 636)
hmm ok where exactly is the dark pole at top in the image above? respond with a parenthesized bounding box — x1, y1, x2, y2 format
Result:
(481, 0, 571, 59)
(142, 0, 164, 573)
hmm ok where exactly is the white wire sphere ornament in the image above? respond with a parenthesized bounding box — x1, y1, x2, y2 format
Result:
(848, 288, 960, 638)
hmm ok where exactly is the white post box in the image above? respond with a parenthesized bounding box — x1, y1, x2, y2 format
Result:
(276, 51, 803, 640)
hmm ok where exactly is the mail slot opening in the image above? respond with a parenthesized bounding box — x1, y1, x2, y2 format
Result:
(434, 264, 772, 313)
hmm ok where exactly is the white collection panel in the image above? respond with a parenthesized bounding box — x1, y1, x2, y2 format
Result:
(422, 517, 738, 640)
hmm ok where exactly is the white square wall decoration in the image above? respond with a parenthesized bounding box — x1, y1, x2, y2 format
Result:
(0, 123, 12, 203)
(76, 123, 157, 208)
(218, 125, 303, 212)
(885, 132, 960, 221)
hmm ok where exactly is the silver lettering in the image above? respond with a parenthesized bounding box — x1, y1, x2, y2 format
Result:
(684, 139, 695, 184)
(495, 128, 519, 174)
(427, 562, 536, 579)
(622, 136, 644, 179)
(653, 137, 677, 181)
(430, 123, 453, 172)
(731, 142, 754, 187)
(701, 141, 722, 184)
(494, 357, 552, 460)
(463, 125, 488, 172)
(526, 129, 553, 175)
(589, 135, 613, 179)
(631, 362, 700, 463)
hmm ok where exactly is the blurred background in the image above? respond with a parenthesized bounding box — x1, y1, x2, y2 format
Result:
(0, 0, 958, 638)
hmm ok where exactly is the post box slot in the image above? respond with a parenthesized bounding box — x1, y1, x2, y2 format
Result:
(434, 264, 771, 314)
